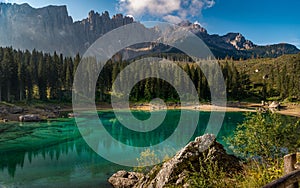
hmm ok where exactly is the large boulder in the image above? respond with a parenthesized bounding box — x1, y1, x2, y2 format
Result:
(108, 171, 144, 188)
(109, 134, 242, 188)
(19, 114, 41, 122)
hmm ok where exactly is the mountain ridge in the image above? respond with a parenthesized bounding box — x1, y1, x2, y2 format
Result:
(0, 2, 134, 56)
(174, 21, 299, 58)
(0, 3, 298, 58)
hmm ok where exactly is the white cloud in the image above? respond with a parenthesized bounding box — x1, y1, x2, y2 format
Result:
(118, 0, 181, 16)
(163, 15, 182, 24)
(117, 0, 215, 23)
(1, 0, 25, 4)
(194, 21, 201, 26)
(125, 14, 135, 20)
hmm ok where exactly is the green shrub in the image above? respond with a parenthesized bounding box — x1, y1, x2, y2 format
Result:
(188, 155, 229, 188)
(237, 159, 283, 188)
(226, 111, 299, 187)
(227, 111, 300, 161)
(134, 149, 160, 173)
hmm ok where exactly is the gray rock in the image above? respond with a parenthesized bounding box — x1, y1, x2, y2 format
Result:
(109, 134, 242, 188)
(0, 3, 298, 59)
(108, 170, 144, 188)
(0, 3, 134, 56)
(222, 33, 255, 50)
(19, 114, 40, 122)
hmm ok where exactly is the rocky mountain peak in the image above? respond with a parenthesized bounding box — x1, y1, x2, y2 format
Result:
(0, 3, 134, 56)
(0, 2, 298, 58)
(178, 20, 207, 34)
(222, 32, 255, 50)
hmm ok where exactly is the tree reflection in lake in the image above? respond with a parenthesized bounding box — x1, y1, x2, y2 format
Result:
(0, 111, 245, 187)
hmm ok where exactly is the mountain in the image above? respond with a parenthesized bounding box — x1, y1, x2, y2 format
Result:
(0, 3, 299, 58)
(144, 21, 299, 59)
(0, 3, 133, 56)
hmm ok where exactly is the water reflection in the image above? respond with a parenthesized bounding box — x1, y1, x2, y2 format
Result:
(0, 138, 96, 178)
(0, 111, 245, 187)
(0, 137, 123, 188)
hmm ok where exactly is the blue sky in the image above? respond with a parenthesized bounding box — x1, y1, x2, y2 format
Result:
(1, 0, 300, 48)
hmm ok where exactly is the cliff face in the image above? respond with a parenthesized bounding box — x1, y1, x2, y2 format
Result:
(73, 11, 134, 51)
(0, 3, 134, 56)
(0, 3, 298, 58)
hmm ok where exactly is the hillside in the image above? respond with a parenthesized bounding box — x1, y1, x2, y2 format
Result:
(229, 53, 300, 101)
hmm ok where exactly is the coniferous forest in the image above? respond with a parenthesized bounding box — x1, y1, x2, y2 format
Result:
(0, 46, 300, 103)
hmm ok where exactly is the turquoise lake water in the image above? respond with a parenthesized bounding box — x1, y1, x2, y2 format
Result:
(0, 110, 246, 187)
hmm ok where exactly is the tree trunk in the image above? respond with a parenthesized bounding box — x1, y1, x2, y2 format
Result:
(19, 82, 23, 101)
(0, 85, 2, 102)
(7, 80, 10, 102)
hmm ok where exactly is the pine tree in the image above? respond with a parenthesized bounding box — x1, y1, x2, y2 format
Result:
(53, 52, 62, 100)
(29, 49, 38, 86)
(281, 64, 288, 99)
(37, 54, 47, 100)
(73, 53, 81, 76)
(0, 52, 3, 101)
(144, 78, 152, 101)
(17, 51, 26, 101)
(64, 57, 73, 91)
(2, 48, 15, 101)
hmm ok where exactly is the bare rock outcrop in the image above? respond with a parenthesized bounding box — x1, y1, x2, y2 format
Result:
(109, 134, 242, 188)
(108, 171, 144, 188)
(0, 3, 299, 59)
(0, 3, 134, 56)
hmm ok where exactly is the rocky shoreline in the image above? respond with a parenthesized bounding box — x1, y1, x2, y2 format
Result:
(1, 101, 299, 123)
(0, 103, 63, 122)
(108, 134, 242, 188)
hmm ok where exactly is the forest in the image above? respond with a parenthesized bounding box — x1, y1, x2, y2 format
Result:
(0, 46, 299, 103)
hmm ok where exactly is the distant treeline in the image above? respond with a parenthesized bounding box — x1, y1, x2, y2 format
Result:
(0, 46, 299, 103)
(94, 59, 246, 102)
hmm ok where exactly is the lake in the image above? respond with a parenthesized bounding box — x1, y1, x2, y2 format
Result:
(0, 110, 246, 187)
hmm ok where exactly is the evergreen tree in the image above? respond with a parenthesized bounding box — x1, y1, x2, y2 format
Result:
(17, 51, 26, 101)
(0, 49, 3, 102)
(37, 54, 48, 100)
(2, 48, 15, 101)
(64, 57, 74, 91)
(73, 53, 81, 76)
(281, 64, 288, 99)
(29, 49, 38, 86)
